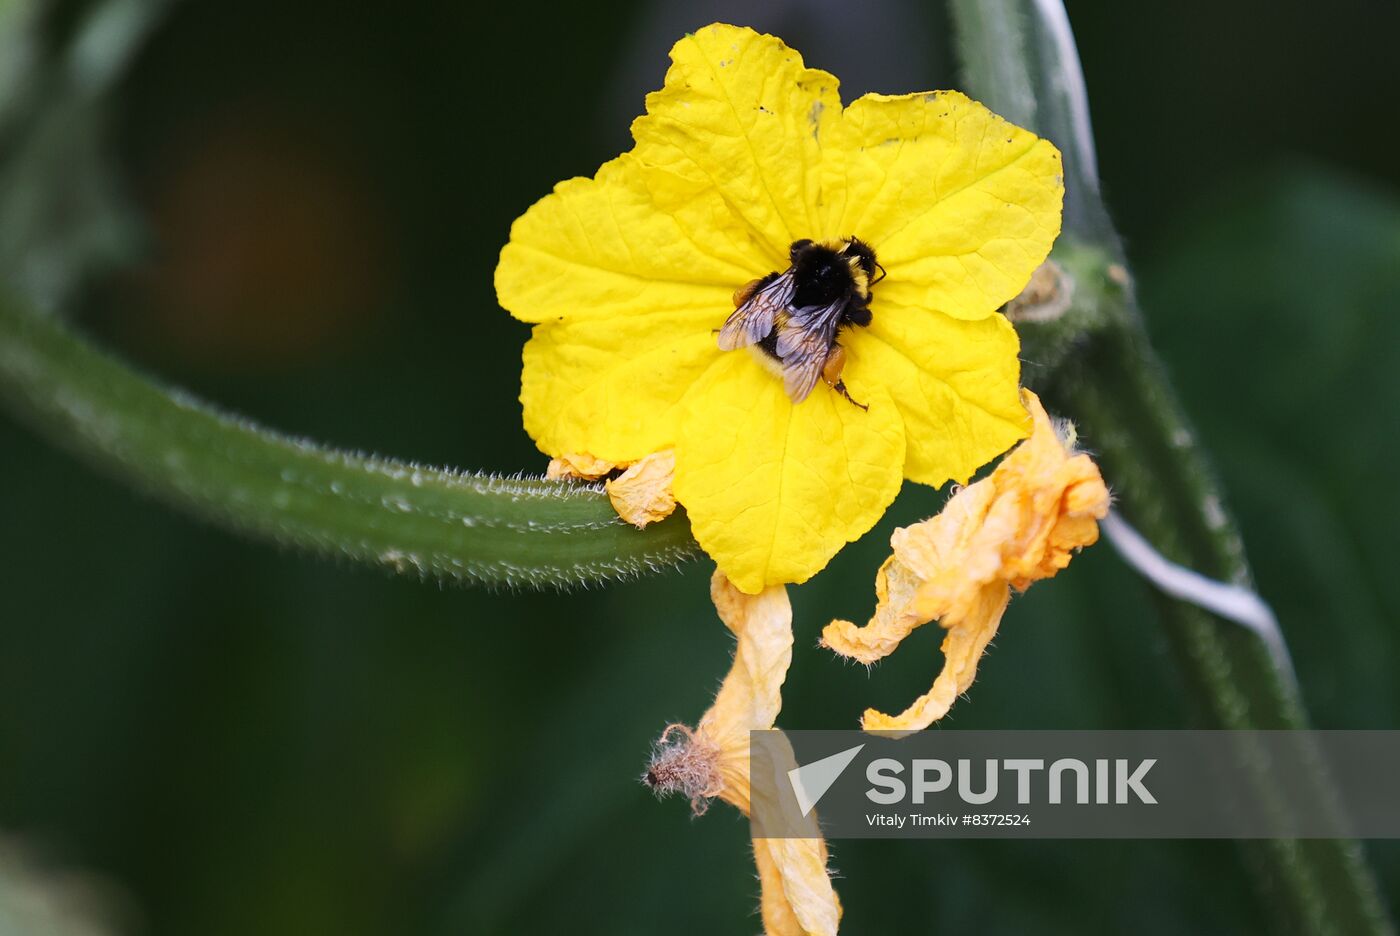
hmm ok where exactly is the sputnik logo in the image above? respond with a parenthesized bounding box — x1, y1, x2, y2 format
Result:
(787, 744, 865, 817)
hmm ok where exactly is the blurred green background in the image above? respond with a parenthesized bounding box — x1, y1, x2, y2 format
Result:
(1, 0, 1398, 933)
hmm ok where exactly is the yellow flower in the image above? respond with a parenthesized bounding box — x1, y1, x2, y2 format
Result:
(822, 392, 1109, 732)
(497, 23, 1064, 593)
(645, 571, 841, 936)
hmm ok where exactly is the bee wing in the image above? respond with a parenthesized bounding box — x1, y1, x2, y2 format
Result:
(776, 300, 846, 403)
(716, 271, 796, 351)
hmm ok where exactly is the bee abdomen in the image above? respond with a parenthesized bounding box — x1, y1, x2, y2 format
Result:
(756, 329, 781, 361)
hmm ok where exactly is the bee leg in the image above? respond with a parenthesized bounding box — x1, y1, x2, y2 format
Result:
(821, 345, 869, 411)
(732, 271, 780, 309)
(833, 380, 869, 412)
(732, 277, 763, 308)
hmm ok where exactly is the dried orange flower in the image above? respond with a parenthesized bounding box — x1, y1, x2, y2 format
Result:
(544, 452, 616, 481)
(545, 450, 678, 529)
(645, 571, 841, 935)
(604, 450, 677, 529)
(822, 391, 1109, 732)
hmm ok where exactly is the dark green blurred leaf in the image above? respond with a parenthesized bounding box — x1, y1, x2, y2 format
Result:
(1140, 163, 1400, 732)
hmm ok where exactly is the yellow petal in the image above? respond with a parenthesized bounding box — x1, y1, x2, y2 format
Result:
(831, 482, 1014, 733)
(632, 24, 842, 266)
(641, 574, 794, 813)
(754, 837, 842, 936)
(698, 571, 794, 813)
(820, 476, 1002, 667)
(521, 310, 722, 461)
(845, 303, 1029, 489)
(825, 392, 1109, 732)
(675, 353, 905, 594)
(823, 91, 1064, 319)
(859, 583, 1012, 733)
(647, 575, 793, 768)
(697, 572, 840, 935)
(986, 397, 1111, 589)
(754, 840, 805, 936)
(605, 450, 677, 529)
(496, 155, 746, 325)
(544, 452, 616, 481)
(819, 555, 932, 666)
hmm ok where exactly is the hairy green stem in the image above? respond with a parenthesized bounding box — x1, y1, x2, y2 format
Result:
(0, 294, 700, 588)
(953, 0, 1393, 932)
(0, 0, 698, 590)
(1054, 317, 1390, 935)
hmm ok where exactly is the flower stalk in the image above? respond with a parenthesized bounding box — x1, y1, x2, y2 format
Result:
(0, 291, 699, 589)
(952, 0, 1394, 932)
(1050, 316, 1392, 935)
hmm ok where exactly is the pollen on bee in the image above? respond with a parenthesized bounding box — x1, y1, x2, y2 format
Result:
(821, 345, 847, 386)
(732, 277, 763, 308)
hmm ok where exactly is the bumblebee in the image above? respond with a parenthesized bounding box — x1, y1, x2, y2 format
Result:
(716, 237, 883, 409)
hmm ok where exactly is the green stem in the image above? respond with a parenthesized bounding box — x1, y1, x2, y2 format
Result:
(952, 1, 1393, 932)
(1052, 300, 1391, 935)
(0, 293, 700, 588)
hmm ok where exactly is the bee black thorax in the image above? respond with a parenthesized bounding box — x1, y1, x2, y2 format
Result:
(751, 237, 877, 363)
(788, 237, 876, 306)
